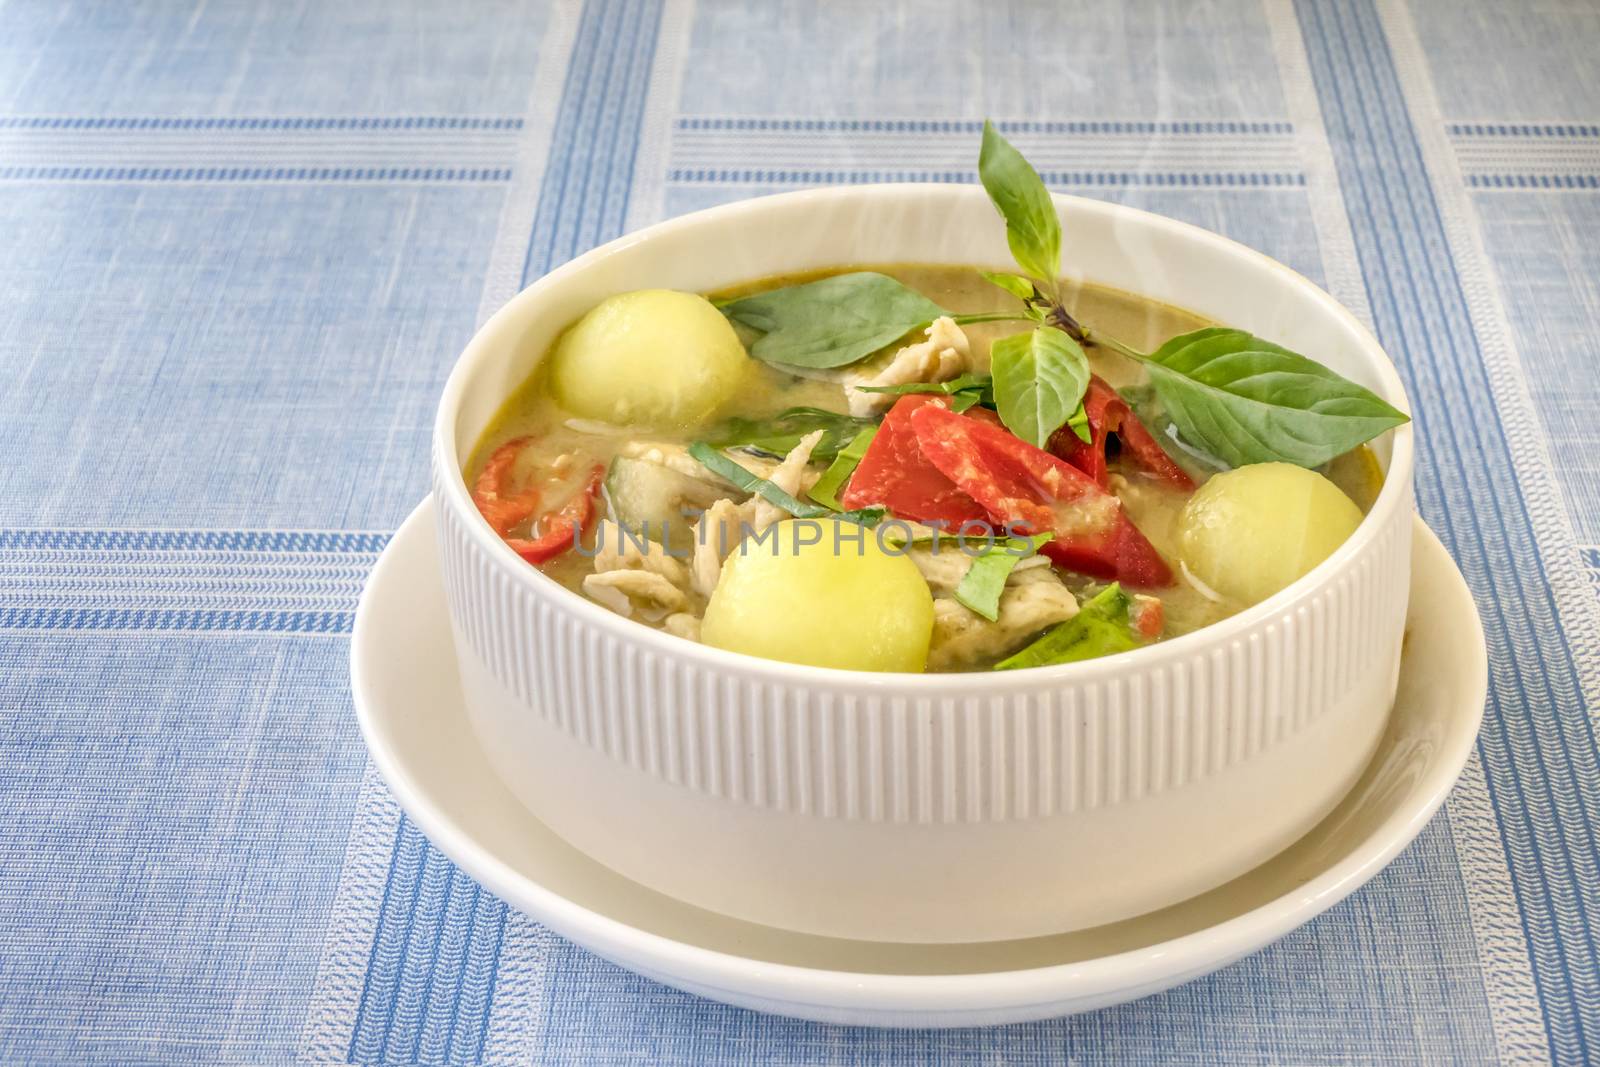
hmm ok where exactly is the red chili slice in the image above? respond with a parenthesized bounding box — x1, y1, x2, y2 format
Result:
(839, 394, 993, 528)
(1050, 376, 1194, 491)
(506, 464, 605, 566)
(472, 437, 543, 535)
(910, 404, 1174, 587)
(1129, 595, 1165, 640)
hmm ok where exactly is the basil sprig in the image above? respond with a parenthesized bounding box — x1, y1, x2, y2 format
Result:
(718, 272, 949, 370)
(955, 534, 1052, 622)
(976, 123, 1409, 468)
(990, 327, 1092, 448)
(995, 583, 1141, 670)
(687, 442, 884, 526)
(1137, 328, 1411, 468)
(979, 121, 1061, 297)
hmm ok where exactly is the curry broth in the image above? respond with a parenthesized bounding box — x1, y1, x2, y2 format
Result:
(466, 264, 1382, 667)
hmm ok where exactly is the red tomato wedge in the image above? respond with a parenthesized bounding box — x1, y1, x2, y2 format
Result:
(910, 404, 1174, 587)
(506, 463, 605, 566)
(1050, 376, 1194, 491)
(839, 395, 993, 527)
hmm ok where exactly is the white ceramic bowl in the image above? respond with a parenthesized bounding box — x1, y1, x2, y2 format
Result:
(430, 185, 1415, 944)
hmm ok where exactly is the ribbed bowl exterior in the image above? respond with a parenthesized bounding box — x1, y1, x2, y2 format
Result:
(436, 471, 1411, 825)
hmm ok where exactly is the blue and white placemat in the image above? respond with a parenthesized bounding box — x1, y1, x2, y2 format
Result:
(3, 0, 1598, 1062)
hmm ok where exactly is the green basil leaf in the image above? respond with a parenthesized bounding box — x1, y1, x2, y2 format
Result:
(806, 426, 877, 511)
(995, 583, 1140, 670)
(979, 269, 1039, 303)
(1143, 327, 1411, 468)
(719, 271, 948, 370)
(978, 121, 1061, 289)
(1065, 400, 1091, 444)
(990, 326, 1090, 448)
(688, 442, 884, 526)
(948, 390, 986, 414)
(955, 534, 1053, 622)
(704, 406, 878, 461)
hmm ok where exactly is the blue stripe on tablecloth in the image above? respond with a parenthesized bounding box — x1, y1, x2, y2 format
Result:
(345, 1, 665, 1061)
(666, 169, 1306, 188)
(0, 529, 388, 552)
(1466, 174, 1600, 190)
(1297, 1, 1600, 1062)
(1, 528, 382, 634)
(1448, 123, 1600, 139)
(0, 116, 524, 130)
(520, 0, 666, 284)
(674, 118, 1297, 135)
(0, 165, 512, 183)
(0, 606, 354, 633)
(347, 822, 509, 1064)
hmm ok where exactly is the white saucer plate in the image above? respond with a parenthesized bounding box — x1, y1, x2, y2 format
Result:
(352, 498, 1486, 1028)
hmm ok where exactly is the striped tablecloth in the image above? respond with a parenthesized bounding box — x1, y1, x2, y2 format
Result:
(4, 1, 1599, 1062)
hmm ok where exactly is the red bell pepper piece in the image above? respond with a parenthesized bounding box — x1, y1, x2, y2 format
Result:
(910, 404, 1174, 587)
(472, 437, 543, 535)
(1050, 376, 1194, 491)
(839, 394, 993, 528)
(506, 463, 605, 566)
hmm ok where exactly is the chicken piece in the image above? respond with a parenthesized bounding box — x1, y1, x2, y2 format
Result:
(926, 567, 1080, 671)
(622, 441, 744, 491)
(845, 316, 975, 417)
(906, 543, 1052, 594)
(622, 440, 820, 494)
(748, 429, 824, 533)
(590, 520, 690, 588)
(582, 569, 688, 621)
(688, 431, 827, 596)
(691, 497, 749, 598)
(663, 613, 702, 642)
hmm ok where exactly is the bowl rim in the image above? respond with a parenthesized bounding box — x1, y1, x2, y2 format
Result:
(432, 183, 1415, 687)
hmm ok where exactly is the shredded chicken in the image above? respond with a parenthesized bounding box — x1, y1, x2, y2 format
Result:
(662, 613, 702, 642)
(583, 518, 697, 621)
(621, 441, 742, 490)
(925, 565, 1080, 671)
(581, 569, 688, 621)
(844, 316, 975, 416)
(687, 431, 826, 597)
(748, 429, 824, 532)
(691, 497, 748, 598)
(589, 520, 690, 588)
(905, 544, 1051, 593)
(621, 440, 820, 495)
